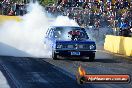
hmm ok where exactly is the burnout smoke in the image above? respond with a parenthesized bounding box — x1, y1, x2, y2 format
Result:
(0, 2, 79, 58)
(0, 2, 50, 57)
(52, 16, 79, 27)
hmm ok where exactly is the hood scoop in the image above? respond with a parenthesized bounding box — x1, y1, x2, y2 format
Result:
(68, 30, 81, 41)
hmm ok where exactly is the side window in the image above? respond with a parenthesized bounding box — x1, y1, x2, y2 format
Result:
(46, 28, 50, 37)
(48, 28, 54, 38)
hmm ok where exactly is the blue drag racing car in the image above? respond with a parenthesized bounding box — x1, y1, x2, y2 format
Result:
(44, 26, 96, 61)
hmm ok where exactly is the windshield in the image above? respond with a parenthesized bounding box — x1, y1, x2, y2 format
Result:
(53, 27, 88, 40)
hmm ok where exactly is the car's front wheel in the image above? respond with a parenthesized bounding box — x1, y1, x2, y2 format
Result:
(89, 53, 95, 61)
(52, 51, 58, 60)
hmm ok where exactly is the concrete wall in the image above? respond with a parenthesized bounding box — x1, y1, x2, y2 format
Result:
(104, 35, 132, 56)
(0, 15, 21, 24)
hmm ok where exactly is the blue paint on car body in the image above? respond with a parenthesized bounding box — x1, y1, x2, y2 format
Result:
(44, 26, 96, 61)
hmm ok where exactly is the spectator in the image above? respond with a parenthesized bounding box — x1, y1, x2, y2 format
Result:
(119, 19, 130, 36)
(8, 8, 14, 16)
(0, 1, 2, 14)
(0, 0, 131, 37)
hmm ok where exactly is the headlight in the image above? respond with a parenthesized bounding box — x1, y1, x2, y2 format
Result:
(89, 45, 95, 50)
(56, 44, 62, 49)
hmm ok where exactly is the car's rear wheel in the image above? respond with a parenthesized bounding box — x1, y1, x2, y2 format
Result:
(89, 53, 95, 61)
(52, 51, 58, 60)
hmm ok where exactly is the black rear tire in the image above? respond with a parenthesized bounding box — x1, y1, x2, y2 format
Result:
(89, 53, 95, 62)
(52, 51, 58, 60)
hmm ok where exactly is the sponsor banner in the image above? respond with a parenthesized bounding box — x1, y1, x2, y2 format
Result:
(76, 66, 131, 84)
(83, 74, 130, 83)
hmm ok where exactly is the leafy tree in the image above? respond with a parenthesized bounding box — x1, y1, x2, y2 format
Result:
(39, 0, 57, 6)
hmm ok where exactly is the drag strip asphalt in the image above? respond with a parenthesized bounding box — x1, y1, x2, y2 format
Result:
(0, 50, 132, 88)
(0, 57, 83, 88)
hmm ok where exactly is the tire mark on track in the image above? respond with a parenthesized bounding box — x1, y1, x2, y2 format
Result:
(0, 60, 21, 88)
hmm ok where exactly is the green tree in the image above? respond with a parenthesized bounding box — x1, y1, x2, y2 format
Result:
(39, 0, 57, 6)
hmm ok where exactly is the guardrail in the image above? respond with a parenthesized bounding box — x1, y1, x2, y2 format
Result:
(104, 35, 132, 56)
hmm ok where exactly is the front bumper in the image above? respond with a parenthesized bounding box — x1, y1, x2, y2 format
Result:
(54, 50, 96, 57)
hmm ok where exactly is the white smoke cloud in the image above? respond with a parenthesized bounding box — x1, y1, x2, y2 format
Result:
(0, 2, 79, 58)
(52, 16, 79, 27)
(0, 2, 50, 58)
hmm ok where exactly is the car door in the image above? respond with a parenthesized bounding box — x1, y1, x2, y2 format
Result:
(45, 28, 55, 49)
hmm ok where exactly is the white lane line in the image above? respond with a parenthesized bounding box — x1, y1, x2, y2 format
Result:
(0, 71, 10, 88)
(1, 63, 22, 88)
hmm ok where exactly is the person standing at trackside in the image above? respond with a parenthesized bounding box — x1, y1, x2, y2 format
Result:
(119, 18, 130, 37)
(0, 2, 2, 14)
(8, 8, 14, 16)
